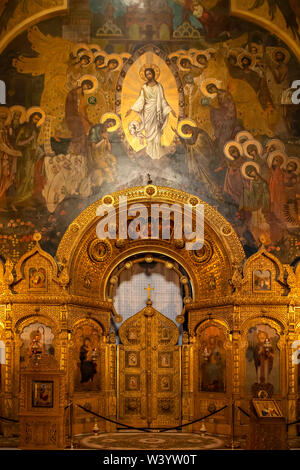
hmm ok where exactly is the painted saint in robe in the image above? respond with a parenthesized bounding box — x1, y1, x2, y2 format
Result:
(126, 66, 176, 160)
(88, 117, 118, 186)
(0, 107, 22, 211)
(203, 81, 239, 155)
(254, 330, 274, 384)
(200, 333, 225, 393)
(13, 110, 44, 210)
(65, 77, 97, 156)
(79, 337, 97, 384)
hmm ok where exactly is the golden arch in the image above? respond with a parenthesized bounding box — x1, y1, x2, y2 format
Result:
(230, 1, 300, 61)
(57, 185, 245, 303)
(0, 1, 68, 55)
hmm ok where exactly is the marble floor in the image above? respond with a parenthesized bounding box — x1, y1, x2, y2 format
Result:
(77, 432, 225, 450)
(1, 432, 300, 450)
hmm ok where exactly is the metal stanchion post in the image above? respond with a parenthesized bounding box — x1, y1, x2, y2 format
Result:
(70, 402, 74, 449)
(226, 400, 240, 449)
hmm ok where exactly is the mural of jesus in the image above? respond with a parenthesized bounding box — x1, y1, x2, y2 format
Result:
(125, 65, 176, 160)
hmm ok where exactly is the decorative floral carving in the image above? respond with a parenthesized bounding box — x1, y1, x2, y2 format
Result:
(190, 241, 213, 264)
(88, 239, 111, 263)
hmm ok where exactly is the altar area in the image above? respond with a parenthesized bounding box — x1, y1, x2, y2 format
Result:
(0, 185, 299, 449)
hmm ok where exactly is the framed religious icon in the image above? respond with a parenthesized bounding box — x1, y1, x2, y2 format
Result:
(158, 352, 173, 368)
(253, 270, 271, 292)
(253, 399, 283, 418)
(125, 374, 140, 391)
(125, 351, 140, 368)
(32, 380, 54, 408)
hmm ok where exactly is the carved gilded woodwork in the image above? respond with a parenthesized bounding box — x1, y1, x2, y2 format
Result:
(117, 300, 181, 429)
(56, 185, 244, 303)
(191, 320, 232, 433)
(240, 318, 286, 410)
(0, 185, 298, 439)
(19, 354, 65, 449)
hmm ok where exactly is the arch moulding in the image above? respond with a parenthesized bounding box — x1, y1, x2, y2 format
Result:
(57, 185, 245, 303)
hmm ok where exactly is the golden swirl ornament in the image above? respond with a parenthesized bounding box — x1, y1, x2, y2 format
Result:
(190, 241, 213, 264)
(88, 239, 111, 263)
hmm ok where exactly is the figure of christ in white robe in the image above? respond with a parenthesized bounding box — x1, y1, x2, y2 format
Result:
(130, 82, 172, 160)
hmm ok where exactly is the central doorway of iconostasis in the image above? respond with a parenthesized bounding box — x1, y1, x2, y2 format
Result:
(109, 254, 191, 429)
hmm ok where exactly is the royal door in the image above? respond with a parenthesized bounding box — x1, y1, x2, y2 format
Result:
(117, 300, 181, 429)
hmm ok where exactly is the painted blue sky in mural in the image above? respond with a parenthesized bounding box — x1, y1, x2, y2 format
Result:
(89, 0, 203, 30)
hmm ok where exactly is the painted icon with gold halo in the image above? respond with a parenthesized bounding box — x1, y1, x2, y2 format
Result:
(121, 52, 179, 159)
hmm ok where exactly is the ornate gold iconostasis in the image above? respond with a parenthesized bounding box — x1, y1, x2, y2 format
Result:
(0, 185, 300, 443)
(1, 0, 300, 449)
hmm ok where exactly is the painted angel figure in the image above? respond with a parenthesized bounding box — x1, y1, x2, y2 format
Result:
(126, 65, 176, 160)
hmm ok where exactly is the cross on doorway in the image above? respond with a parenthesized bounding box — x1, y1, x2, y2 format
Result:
(144, 284, 154, 301)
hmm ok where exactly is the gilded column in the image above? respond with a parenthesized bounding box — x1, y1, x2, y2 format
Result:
(3, 303, 15, 436)
(106, 331, 117, 432)
(287, 304, 297, 436)
(232, 305, 241, 435)
(182, 331, 194, 432)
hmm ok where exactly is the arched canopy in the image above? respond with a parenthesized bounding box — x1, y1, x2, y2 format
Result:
(57, 185, 245, 302)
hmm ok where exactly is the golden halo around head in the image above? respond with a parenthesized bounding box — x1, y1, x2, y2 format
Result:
(265, 138, 286, 153)
(177, 49, 190, 55)
(100, 112, 121, 133)
(224, 141, 243, 161)
(237, 52, 256, 69)
(235, 130, 253, 144)
(0, 106, 11, 125)
(178, 54, 193, 71)
(26, 107, 46, 127)
(79, 75, 98, 94)
(193, 50, 210, 66)
(9, 105, 26, 124)
(73, 43, 90, 57)
(94, 51, 107, 67)
(241, 161, 260, 180)
(177, 119, 197, 139)
(139, 63, 160, 81)
(200, 78, 222, 98)
(267, 150, 287, 169)
(286, 157, 300, 174)
(168, 52, 180, 61)
(243, 139, 263, 159)
(106, 54, 122, 71)
(248, 42, 263, 55)
(120, 52, 131, 60)
(271, 47, 290, 64)
(78, 50, 94, 65)
(89, 44, 102, 54)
